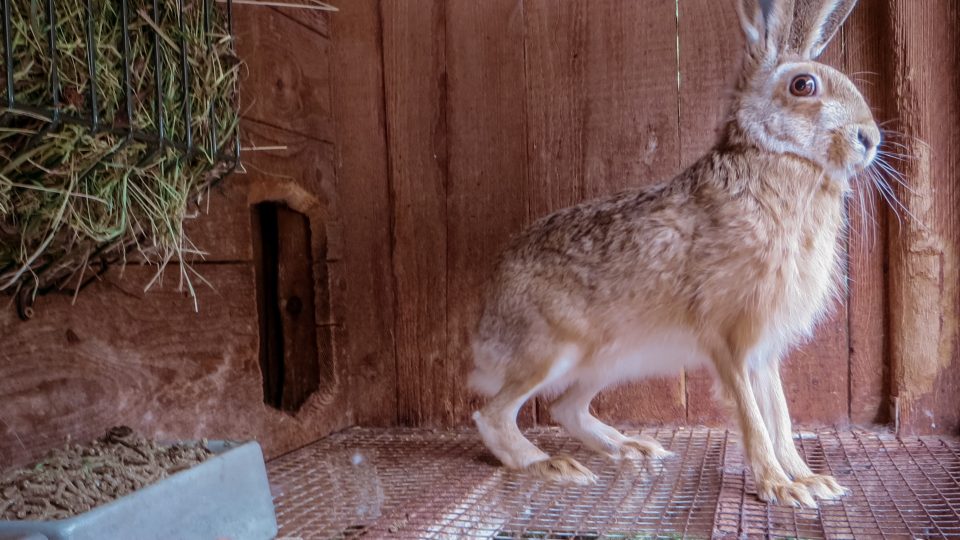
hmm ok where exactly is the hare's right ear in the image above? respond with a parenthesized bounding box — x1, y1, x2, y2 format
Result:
(737, 0, 795, 64)
(789, 0, 858, 59)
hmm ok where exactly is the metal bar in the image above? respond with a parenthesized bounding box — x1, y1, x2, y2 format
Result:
(227, 0, 240, 167)
(44, 0, 60, 126)
(1, 104, 190, 152)
(176, 0, 192, 154)
(203, 0, 218, 157)
(150, 0, 165, 147)
(3, 0, 14, 107)
(83, 0, 99, 131)
(120, 0, 134, 131)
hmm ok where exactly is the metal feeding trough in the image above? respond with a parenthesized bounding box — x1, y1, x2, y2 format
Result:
(0, 441, 277, 540)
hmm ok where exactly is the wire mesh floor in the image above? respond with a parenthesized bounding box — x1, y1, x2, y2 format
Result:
(266, 427, 960, 539)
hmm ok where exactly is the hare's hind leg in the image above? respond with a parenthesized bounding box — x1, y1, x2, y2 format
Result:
(473, 345, 597, 485)
(551, 382, 672, 461)
(751, 361, 848, 501)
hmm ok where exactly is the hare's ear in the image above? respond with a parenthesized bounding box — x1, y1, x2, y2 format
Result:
(738, 0, 795, 63)
(790, 0, 858, 59)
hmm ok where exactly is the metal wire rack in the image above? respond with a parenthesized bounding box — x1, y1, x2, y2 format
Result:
(1, 0, 238, 159)
(0, 0, 239, 315)
(267, 427, 960, 539)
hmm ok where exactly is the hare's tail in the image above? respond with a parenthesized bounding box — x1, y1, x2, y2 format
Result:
(468, 338, 508, 396)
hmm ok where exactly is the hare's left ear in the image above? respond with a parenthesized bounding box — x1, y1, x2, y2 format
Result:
(790, 0, 858, 59)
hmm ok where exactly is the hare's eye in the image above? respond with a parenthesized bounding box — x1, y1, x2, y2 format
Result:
(790, 74, 817, 97)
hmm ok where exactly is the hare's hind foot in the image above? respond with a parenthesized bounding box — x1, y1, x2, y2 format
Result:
(794, 474, 849, 501)
(550, 382, 673, 462)
(525, 454, 597, 485)
(619, 435, 673, 461)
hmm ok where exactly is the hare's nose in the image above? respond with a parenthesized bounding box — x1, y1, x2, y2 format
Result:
(857, 126, 879, 153)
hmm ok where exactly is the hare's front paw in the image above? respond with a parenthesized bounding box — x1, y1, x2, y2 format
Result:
(756, 475, 817, 508)
(526, 454, 597, 485)
(795, 474, 849, 501)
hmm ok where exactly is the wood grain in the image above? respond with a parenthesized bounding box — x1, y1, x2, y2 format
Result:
(679, 0, 741, 425)
(523, 0, 587, 220)
(328, 0, 398, 426)
(381, 0, 452, 425)
(844, 1, 891, 426)
(0, 265, 351, 468)
(885, 0, 960, 435)
(445, 0, 529, 425)
(275, 205, 323, 411)
(523, 0, 587, 425)
(582, 0, 685, 424)
(179, 176, 254, 262)
(234, 5, 334, 143)
(268, 5, 330, 38)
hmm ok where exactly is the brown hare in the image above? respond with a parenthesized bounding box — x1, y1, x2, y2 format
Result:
(469, 0, 877, 508)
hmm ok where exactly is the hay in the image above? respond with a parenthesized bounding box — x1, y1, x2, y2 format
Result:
(0, 0, 240, 312)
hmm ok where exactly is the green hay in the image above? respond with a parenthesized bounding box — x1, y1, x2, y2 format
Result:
(0, 0, 240, 310)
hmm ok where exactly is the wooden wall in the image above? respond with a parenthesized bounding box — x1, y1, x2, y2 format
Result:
(343, 0, 959, 433)
(0, 6, 351, 466)
(2, 0, 957, 468)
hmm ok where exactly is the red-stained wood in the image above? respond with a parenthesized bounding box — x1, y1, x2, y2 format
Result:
(0, 265, 351, 468)
(523, 0, 587, 220)
(843, 1, 891, 426)
(268, 5, 330, 38)
(275, 205, 323, 411)
(180, 177, 253, 262)
(580, 0, 685, 424)
(445, 0, 529, 425)
(328, 0, 398, 426)
(523, 0, 587, 425)
(234, 5, 334, 143)
(137, 6, 336, 265)
(885, 0, 960, 435)
(678, 0, 741, 425)
(380, 0, 452, 425)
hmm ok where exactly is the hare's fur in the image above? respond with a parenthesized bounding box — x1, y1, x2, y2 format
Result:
(470, 0, 875, 508)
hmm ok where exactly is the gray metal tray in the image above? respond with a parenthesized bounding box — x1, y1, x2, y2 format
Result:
(0, 441, 277, 540)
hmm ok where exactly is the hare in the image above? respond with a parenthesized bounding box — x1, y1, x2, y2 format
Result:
(469, 0, 877, 508)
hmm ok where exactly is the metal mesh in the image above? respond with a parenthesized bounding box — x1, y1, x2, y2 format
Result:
(267, 427, 960, 539)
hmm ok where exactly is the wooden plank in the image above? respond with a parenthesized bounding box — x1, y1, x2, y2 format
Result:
(380, 1, 451, 425)
(236, 120, 348, 419)
(580, 0, 685, 424)
(328, 0, 398, 426)
(276, 205, 323, 411)
(180, 175, 253, 262)
(0, 264, 351, 468)
(681, 1, 851, 426)
(886, 0, 960, 435)
(268, 5, 330, 38)
(844, 1, 891, 426)
(445, 0, 528, 425)
(523, 0, 587, 220)
(523, 0, 587, 425)
(234, 5, 334, 143)
(678, 0, 741, 425)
